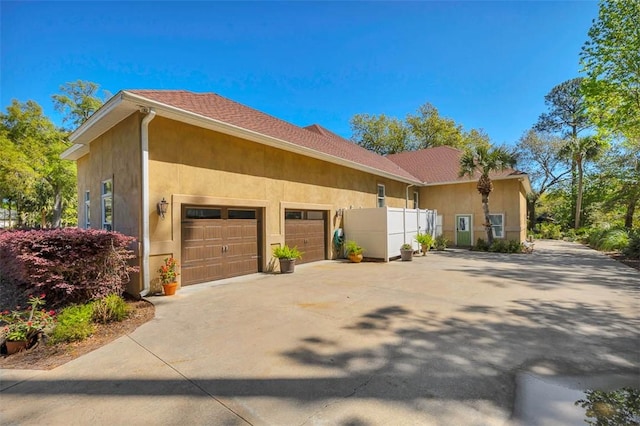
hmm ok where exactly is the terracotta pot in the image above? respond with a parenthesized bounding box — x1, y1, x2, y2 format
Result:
(162, 282, 178, 296)
(348, 253, 363, 263)
(278, 258, 296, 273)
(6, 340, 28, 355)
(421, 244, 430, 256)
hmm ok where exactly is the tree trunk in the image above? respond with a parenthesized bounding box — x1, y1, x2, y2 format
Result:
(482, 192, 493, 245)
(575, 158, 584, 230)
(52, 189, 63, 228)
(625, 197, 636, 229)
(527, 194, 539, 231)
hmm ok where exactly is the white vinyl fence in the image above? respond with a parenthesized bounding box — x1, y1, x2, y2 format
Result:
(343, 207, 438, 261)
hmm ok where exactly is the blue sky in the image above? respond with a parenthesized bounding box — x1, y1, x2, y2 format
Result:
(1, 1, 598, 146)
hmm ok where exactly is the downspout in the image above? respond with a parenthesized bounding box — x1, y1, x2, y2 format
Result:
(139, 108, 156, 297)
(404, 184, 415, 244)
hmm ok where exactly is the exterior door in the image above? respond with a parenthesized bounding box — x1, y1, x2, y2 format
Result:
(456, 214, 472, 247)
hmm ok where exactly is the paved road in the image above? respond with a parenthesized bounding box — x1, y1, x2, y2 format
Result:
(1, 240, 638, 425)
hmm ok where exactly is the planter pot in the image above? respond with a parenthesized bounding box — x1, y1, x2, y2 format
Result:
(162, 282, 178, 296)
(6, 340, 28, 355)
(421, 244, 430, 256)
(279, 258, 296, 273)
(348, 253, 363, 263)
(400, 249, 413, 261)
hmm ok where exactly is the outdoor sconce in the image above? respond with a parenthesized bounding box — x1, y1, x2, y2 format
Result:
(157, 198, 169, 219)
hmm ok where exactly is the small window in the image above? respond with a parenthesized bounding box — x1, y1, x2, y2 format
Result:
(84, 190, 90, 229)
(228, 209, 256, 219)
(377, 184, 386, 208)
(489, 214, 504, 239)
(306, 211, 325, 220)
(101, 179, 112, 231)
(413, 191, 419, 209)
(186, 208, 221, 219)
(285, 211, 303, 220)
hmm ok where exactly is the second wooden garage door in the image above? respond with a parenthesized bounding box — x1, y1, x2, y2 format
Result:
(284, 210, 326, 264)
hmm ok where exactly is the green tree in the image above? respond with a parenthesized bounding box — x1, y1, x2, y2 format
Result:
(459, 145, 516, 245)
(594, 142, 640, 229)
(560, 136, 607, 229)
(535, 78, 594, 228)
(405, 103, 466, 149)
(351, 102, 491, 154)
(350, 113, 410, 155)
(516, 129, 571, 229)
(580, 0, 640, 144)
(52, 80, 108, 129)
(0, 100, 76, 227)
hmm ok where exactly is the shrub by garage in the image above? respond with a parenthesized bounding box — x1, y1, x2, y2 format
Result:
(0, 228, 137, 307)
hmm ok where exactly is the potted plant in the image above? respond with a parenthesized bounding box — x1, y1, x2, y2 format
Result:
(1, 294, 55, 354)
(400, 243, 414, 261)
(273, 245, 302, 273)
(158, 257, 180, 296)
(344, 240, 364, 263)
(415, 233, 434, 256)
(434, 235, 449, 251)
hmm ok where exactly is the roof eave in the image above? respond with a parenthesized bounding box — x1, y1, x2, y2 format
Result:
(422, 173, 532, 192)
(120, 91, 420, 184)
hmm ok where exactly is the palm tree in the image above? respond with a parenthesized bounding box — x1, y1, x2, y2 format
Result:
(459, 145, 516, 245)
(560, 136, 606, 229)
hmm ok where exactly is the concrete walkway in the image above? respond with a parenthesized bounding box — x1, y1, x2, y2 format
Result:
(1, 240, 638, 425)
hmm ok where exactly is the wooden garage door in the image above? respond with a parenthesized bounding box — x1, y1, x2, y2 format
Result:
(285, 210, 326, 264)
(181, 207, 260, 286)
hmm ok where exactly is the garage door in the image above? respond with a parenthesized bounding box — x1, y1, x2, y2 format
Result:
(285, 210, 326, 264)
(181, 206, 260, 286)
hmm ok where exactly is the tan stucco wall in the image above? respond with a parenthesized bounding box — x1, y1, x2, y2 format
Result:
(145, 117, 410, 292)
(420, 178, 527, 245)
(76, 113, 142, 294)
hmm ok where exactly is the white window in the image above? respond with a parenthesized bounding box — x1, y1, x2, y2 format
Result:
(101, 179, 113, 231)
(84, 191, 90, 229)
(377, 184, 386, 208)
(489, 214, 504, 239)
(413, 191, 419, 209)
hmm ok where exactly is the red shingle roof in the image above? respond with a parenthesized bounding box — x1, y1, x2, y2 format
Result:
(387, 146, 523, 184)
(126, 90, 419, 182)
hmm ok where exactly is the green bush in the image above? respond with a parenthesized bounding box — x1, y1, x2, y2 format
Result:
(473, 238, 490, 251)
(474, 239, 523, 253)
(434, 235, 449, 251)
(50, 303, 95, 344)
(92, 294, 130, 324)
(598, 229, 629, 252)
(587, 228, 629, 252)
(623, 230, 640, 259)
(536, 223, 563, 239)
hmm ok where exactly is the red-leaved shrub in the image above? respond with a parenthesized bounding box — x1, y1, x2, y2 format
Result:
(0, 228, 137, 306)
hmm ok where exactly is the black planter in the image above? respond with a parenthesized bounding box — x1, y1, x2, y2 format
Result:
(279, 258, 296, 273)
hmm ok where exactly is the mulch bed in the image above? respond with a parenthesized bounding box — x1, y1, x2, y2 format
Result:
(0, 297, 154, 370)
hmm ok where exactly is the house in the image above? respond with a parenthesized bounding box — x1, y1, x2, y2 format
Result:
(62, 90, 530, 295)
(387, 146, 531, 245)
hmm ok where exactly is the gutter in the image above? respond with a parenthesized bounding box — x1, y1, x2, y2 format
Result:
(403, 184, 415, 244)
(139, 108, 156, 298)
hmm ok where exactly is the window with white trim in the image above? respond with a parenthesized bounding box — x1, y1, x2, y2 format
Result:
(489, 214, 504, 239)
(101, 179, 113, 231)
(413, 191, 419, 209)
(84, 190, 90, 229)
(377, 184, 386, 208)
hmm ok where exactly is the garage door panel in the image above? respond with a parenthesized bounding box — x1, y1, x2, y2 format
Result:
(181, 209, 260, 286)
(285, 217, 326, 264)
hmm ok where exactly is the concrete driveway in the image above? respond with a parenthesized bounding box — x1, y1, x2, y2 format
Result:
(1, 240, 638, 425)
